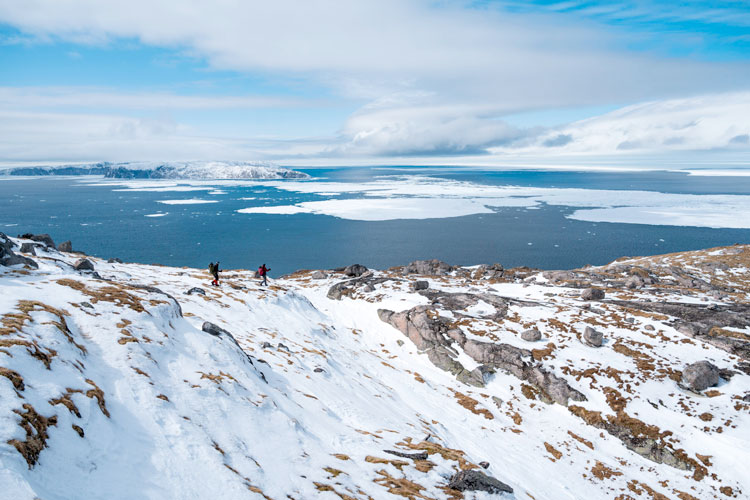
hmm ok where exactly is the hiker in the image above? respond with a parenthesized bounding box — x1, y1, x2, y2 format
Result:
(258, 263, 270, 286)
(209, 261, 221, 286)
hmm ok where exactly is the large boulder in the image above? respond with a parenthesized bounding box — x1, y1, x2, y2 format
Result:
(411, 280, 429, 291)
(447, 469, 513, 495)
(582, 326, 603, 347)
(311, 270, 328, 280)
(73, 258, 95, 271)
(378, 306, 447, 350)
(57, 240, 73, 252)
(680, 361, 720, 392)
(20, 243, 37, 255)
(403, 259, 453, 276)
(344, 264, 367, 277)
(581, 288, 605, 301)
(29, 233, 55, 248)
(521, 328, 541, 342)
(185, 287, 206, 296)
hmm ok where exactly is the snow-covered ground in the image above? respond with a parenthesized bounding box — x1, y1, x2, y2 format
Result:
(1, 236, 748, 499)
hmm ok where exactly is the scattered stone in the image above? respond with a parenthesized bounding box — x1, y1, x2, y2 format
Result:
(344, 264, 368, 277)
(396, 340, 404, 347)
(313, 367, 325, 373)
(384, 449, 429, 460)
(644, 324, 655, 331)
(521, 328, 542, 342)
(73, 258, 95, 271)
(403, 259, 453, 276)
(311, 270, 328, 279)
(107, 258, 123, 264)
(625, 275, 645, 289)
(581, 287, 605, 301)
(261, 342, 273, 349)
(447, 469, 513, 495)
(0, 233, 38, 269)
(57, 240, 73, 252)
(680, 361, 720, 392)
(80, 302, 94, 309)
(583, 326, 603, 347)
(278, 343, 290, 352)
(185, 287, 206, 296)
(411, 280, 429, 291)
(19, 243, 36, 255)
(361, 283, 375, 292)
(202, 322, 230, 337)
(479, 461, 490, 469)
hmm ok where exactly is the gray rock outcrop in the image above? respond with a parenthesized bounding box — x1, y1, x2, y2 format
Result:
(20, 243, 37, 255)
(403, 259, 453, 276)
(1, 233, 38, 269)
(186, 287, 206, 296)
(29, 233, 55, 248)
(202, 322, 231, 337)
(581, 288, 605, 301)
(447, 469, 513, 494)
(311, 270, 328, 279)
(344, 264, 367, 277)
(57, 240, 73, 252)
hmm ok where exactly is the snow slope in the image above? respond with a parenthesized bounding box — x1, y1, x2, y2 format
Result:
(1, 237, 748, 499)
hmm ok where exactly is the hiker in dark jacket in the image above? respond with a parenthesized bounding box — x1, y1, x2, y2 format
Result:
(258, 264, 270, 286)
(209, 261, 221, 286)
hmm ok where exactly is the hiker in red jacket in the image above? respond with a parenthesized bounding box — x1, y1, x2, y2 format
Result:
(258, 264, 270, 286)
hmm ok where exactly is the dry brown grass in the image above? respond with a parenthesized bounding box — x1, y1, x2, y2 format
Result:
(56, 279, 146, 312)
(451, 390, 493, 420)
(49, 389, 83, 417)
(7, 403, 58, 468)
(0, 367, 25, 391)
(591, 461, 622, 480)
(544, 442, 562, 461)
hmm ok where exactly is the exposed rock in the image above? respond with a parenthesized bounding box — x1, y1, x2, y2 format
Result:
(107, 257, 123, 264)
(344, 264, 367, 277)
(418, 289, 509, 320)
(0, 234, 38, 269)
(311, 270, 328, 279)
(19, 243, 36, 255)
(29, 233, 55, 248)
(327, 282, 351, 301)
(384, 449, 429, 460)
(378, 306, 449, 351)
(411, 280, 429, 291)
(456, 366, 488, 388)
(261, 342, 273, 349)
(57, 240, 73, 252)
(361, 283, 375, 292)
(543, 270, 576, 283)
(521, 328, 542, 342)
(202, 322, 230, 337)
(581, 288, 605, 301)
(447, 469, 513, 495)
(313, 367, 324, 373)
(680, 361, 719, 392)
(185, 287, 206, 296)
(403, 259, 453, 276)
(583, 326, 603, 347)
(644, 324, 655, 331)
(625, 275, 644, 289)
(73, 258, 95, 271)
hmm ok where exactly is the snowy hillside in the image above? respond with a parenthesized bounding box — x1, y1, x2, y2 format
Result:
(1, 233, 749, 499)
(1, 161, 309, 180)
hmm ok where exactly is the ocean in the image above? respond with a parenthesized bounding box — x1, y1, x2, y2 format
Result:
(2, 166, 749, 276)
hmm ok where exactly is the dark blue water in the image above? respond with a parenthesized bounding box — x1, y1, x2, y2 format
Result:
(2, 167, 749, 275)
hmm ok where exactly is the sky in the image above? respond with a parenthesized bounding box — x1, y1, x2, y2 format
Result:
(0, 0, 749, 167)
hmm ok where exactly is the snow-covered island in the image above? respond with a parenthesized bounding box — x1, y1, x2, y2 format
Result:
(0, 161, 310, 180)
(1, 232, 749, 499)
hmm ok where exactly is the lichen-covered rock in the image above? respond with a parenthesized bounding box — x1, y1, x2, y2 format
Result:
(583, 326, 603, 347)
(680, 361, 720, 392)
(403, 259, 453, 276)
(581, 288, 605, 301)
(447, 469, 513, 494)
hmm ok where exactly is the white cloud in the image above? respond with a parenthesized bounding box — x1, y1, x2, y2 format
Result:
(1, 1, 750, 162)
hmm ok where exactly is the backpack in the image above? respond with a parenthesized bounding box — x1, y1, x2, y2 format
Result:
(258, 266, 265, 276)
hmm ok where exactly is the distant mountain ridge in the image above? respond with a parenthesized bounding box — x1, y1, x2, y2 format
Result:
(0, 161, 310, 180)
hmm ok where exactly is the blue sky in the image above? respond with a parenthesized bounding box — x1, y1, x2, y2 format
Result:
(0, 0, 749, 165)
